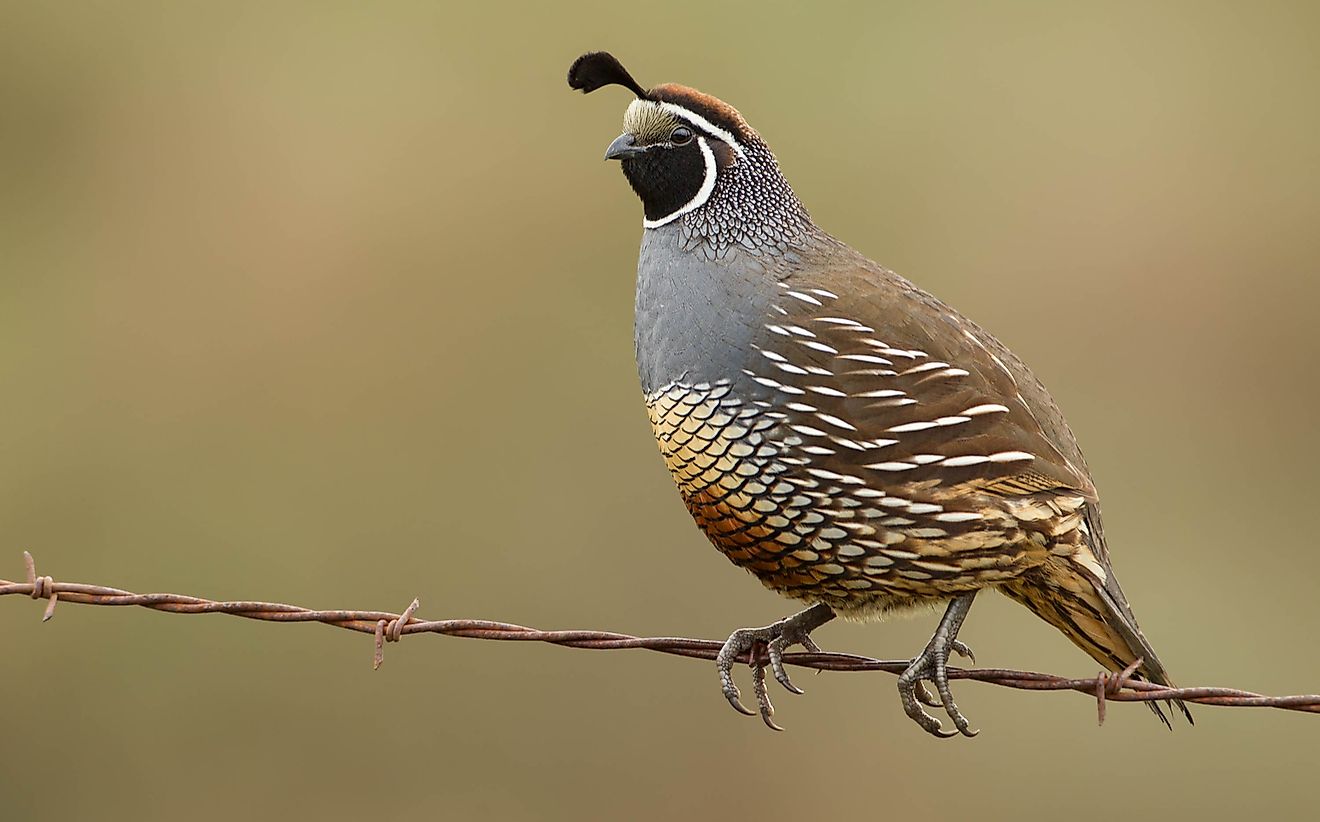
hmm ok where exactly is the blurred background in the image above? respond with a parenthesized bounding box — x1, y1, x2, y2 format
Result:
(2, 2, 1318, 819)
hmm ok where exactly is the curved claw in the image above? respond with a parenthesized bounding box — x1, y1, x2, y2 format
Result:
(723, 685, 756, 717)
(717, 641, 756, 716)
(768, 635, 805, 695)
(750, 657, 783, 731)
(896, 592, 979, 738)
(908, 642, 974, 712)
(712, 603, 836, 730)
(932, 661, 979, 738)
(899, 678, 957, 738)
(900, 647, 978, 739)
(914, 680, 941, 707)
(899, 669, 948, 737)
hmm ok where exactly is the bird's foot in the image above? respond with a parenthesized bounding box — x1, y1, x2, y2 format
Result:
(898, 593, 979, 739)
(911, 640, 975, 707)
(716, 602, 835, 731)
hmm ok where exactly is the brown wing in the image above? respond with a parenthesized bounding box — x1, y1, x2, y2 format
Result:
(746, 248, 1097, 507)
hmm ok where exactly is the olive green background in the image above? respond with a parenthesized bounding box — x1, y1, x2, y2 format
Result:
(2, 2, 1318, 820)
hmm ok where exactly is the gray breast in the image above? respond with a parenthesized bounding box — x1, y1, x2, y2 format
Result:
(633, 224, 780, 396)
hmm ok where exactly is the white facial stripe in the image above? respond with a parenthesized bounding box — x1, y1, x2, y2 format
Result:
(655, 102, 747, 159)
(643, 136, 717, 229)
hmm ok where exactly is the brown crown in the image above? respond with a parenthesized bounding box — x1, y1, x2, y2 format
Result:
(646, 84, 757, 143)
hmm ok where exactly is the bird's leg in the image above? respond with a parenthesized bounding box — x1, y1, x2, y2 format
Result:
(716, 602, 835, 730)
(898, 592, 979, 738)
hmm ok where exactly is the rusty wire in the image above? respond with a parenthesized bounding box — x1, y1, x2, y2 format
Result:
(3, 552, 1318, 720)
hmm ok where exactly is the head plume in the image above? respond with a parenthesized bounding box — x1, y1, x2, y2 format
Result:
(567, 52, 648, 98)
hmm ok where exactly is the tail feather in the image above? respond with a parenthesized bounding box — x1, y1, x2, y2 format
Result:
(1090, 567, 1193, 727)
(1000, 551, 1192, 727)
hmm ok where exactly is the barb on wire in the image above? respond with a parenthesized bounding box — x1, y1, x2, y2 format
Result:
(3, 552, 1318, 720)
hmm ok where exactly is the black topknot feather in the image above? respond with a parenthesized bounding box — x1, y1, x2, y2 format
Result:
(567, 51, 648, 98)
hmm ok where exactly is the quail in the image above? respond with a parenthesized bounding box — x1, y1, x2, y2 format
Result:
(568, 51, 1190, 736)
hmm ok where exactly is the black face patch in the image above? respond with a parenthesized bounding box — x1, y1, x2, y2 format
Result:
(620, 139, 708, 223)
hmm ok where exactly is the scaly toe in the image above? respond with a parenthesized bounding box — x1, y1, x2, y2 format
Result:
(716, 630, 760, 717)
(750, 658, 783, 731)
(713, 605, 835, 730)
(899, 671, 950, 738)
(767, 635, 805, 695)
(899, 647, 978, 739)
(906, 699, 955, 738)
(931, 655, 978, 738)
(915, 680, 941, 707)
(895, 593, 979, 738)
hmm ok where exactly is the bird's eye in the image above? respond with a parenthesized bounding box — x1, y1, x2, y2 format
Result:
(670, 126, 694, 145)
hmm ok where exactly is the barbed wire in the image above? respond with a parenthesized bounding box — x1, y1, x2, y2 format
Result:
(4, 552, 1317, 723)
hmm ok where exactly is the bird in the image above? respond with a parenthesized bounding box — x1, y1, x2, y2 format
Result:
(567, 51, 1190, 737)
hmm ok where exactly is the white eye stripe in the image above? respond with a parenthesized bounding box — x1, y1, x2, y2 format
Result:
(642, 136, 718, 229)
(655, 102, 748, 159)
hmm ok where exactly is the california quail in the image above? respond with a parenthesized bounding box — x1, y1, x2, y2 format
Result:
(568, 51, 1190, 736)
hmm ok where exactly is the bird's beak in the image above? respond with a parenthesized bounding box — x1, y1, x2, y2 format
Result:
(604, 133, 648, 161)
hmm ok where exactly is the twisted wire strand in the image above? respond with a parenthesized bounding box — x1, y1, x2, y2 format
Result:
(4, 552, 1317, 717)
